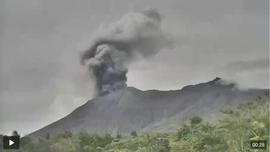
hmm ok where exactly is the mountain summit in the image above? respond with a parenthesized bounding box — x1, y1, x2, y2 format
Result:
(27, 78, 269, 138)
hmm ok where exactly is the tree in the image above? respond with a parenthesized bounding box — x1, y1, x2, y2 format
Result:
(116, 131, 122, 139)
(45, 132, 50, 140)
(0, 134, 3, 150)
(12, 130, 20, 136)
(190, 116, 203, 125)
(50, 136, 80, 152)
(130, 131, 138, 137)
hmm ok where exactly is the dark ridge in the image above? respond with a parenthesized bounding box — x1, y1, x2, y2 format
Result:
(212, 77, 221, 82)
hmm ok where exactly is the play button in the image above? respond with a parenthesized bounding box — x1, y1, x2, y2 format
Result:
(9, 140, 14, 146)
(3, 136, 20, 149)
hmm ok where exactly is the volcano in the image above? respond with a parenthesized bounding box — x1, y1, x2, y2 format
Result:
(27, 78, 269, 138)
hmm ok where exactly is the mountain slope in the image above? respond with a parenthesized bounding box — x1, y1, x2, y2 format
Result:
(27, 78, 269, 138)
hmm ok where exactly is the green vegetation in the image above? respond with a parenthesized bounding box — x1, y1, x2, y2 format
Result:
(1, 97, 269, 152)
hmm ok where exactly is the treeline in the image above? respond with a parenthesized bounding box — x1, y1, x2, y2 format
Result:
(1, 97, 269, 152)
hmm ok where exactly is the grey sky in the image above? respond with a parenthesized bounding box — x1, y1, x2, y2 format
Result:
(0, 0, 269, 135)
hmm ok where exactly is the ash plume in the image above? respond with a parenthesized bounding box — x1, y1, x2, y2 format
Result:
(80, 8, 173, 95)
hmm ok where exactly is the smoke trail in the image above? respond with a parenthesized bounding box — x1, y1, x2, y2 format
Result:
(80, 8, 172, 95)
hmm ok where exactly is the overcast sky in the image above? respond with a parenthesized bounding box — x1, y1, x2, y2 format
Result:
(0, 0, 269, 135)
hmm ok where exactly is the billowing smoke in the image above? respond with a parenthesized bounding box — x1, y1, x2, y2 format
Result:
(80, 8, 173, 95)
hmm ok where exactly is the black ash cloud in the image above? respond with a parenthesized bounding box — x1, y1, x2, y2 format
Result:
(80, 8, 173, 95)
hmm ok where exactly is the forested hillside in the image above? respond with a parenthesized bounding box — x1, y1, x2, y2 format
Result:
(1, 97, 269, 152)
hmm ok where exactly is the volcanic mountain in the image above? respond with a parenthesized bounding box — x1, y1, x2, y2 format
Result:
(27, 77, 269, 138)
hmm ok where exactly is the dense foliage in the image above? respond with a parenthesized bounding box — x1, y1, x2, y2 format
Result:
(1, 97, 269, 152)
